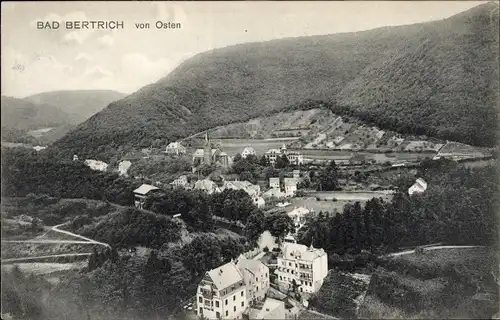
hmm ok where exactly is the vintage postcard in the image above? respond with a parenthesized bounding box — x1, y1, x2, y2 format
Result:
(1, 1, 499, 320)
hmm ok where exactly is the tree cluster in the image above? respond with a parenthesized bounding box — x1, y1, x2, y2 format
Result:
(298, 163, 498, 264)
(1, 147, 141, 206)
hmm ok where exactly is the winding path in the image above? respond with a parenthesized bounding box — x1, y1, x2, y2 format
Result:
(1, 222, 110, 264)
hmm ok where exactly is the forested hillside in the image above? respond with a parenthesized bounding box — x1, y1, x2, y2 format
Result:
(53, 3, 499, 160)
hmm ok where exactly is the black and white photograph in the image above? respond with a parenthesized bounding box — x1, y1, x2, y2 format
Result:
(1, 1, 499, 319)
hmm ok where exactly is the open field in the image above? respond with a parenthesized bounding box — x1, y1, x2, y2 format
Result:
(307, 191, 394, 201)
(188, 137, 299, 157)
(288, 197, 351, 214)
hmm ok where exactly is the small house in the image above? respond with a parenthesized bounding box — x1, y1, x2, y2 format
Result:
(133, 184, 160, 209)
(284, 178, 297, 196)
(408, 178, 428, 196)
(269, 177, 280, 189)
(241, 147, 256, 159)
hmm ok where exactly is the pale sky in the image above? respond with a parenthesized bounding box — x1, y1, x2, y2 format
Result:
(1, 1, 489, 98)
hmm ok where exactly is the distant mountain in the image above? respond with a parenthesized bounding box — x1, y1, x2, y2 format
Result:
(25, 90, 126, 124)
(53, 3, 499, 161)
(1, 90, 125, 144)
(1, 96, 71, 131)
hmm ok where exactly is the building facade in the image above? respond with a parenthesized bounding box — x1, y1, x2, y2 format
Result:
(269, 177, 280, 189)
(165, 142, 186, 155)
(192, 133, 229, 168)
(284, 178, 297, 196)
(235, 257, 270, 304)
(265, 147, 303, 166)
(241, 147, 256, 159)
(133, 184, 160, 209)
(170, 175, 188, 188)
(286, 151, 304, 166)
(197, 262, 248, 320)
(275, 243, 328, 294)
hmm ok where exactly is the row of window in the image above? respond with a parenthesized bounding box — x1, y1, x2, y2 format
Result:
(281, 261, 312, 268)
(201, 301, 245, 318)
(198, 291, 245, 307)
(279, 276, 312, 287)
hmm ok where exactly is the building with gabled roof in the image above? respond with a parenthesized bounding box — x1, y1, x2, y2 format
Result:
(165, 141, 186, 155)
(222, 180, 261, 198)
(133, 184, 160, 209)
(192, 132, 229, 168)
(241, 147, 256, 159)
(196, 261, 247, 319)
(194, 179, 221, 195)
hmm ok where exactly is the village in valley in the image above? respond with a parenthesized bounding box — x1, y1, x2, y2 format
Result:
(1, 2, 499, 320)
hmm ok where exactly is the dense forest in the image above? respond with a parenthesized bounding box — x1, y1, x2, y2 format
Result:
(53, 3, 499, 160)
(297, 160, 499, 268)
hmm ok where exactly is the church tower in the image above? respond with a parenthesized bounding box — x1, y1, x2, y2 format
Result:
(203, 132, 212, 165)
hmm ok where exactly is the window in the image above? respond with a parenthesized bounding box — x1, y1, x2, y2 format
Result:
(216, 301, 219, 308)
(225, 299, 228, 305)
(241, 301, 244, 307)
(233, 296, 236, 301)
(226, 311, 228, 317)
(256, 286, 259, 291)
(234, 306, 236, 312)
(266, 273, 268, 277)
(289, 262, 292, 266)
(216, 312, 220, 318)
(279, 276, 283, 281)
(241, 291, 244, 297)
(199, 307, 203, 314)
(199, 297, 203, 303)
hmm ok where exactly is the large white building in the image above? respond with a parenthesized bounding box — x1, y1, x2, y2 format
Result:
(197, 258, 270, 319)
(275, 243, 328, 294)
(265, 144, 304, 166)
(197, 262, 247, 320)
